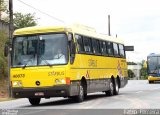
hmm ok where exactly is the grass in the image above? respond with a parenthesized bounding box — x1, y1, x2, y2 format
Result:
(0, 98, 14, 102)
(0, 77, 9, 101)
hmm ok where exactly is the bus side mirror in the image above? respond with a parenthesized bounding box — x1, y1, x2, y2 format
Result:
(4, 42, 9, 57)
(125, 46, 134, 51)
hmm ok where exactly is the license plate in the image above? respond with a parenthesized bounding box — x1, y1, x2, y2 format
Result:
(35, 92, 44, 96)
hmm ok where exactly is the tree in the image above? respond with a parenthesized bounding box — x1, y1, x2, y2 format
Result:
(139, 60, 148, 79)
(141, 60, 147, 68)
(13, 12, 37, 29)
(127, 62, 137, 65)
(128, 69, 135, 79)
(0, 30, 8, 78)
(140, 67, 147, 79)
(0, 0, 37, 29)
(3, 12, 38, 29)
(0, 0, 7, 19)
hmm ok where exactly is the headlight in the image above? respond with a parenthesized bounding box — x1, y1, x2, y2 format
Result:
(12, 81, 22, 87)
(61, 79, 66, 84)
(55, 79, 66, 84)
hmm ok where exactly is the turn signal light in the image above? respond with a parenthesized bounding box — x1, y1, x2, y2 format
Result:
(66, 77, 70, 85)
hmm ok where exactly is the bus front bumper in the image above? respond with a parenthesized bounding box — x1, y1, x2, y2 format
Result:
(148, 76, 160, 81)
(12, 85, 71, 98)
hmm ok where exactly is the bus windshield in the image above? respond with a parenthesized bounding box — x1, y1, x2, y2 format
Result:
(12, 33, 68, 67)
(147, 56, 160, 74)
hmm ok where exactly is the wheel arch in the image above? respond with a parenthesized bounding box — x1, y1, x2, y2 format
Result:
(81, 76, 87, 95)
(116, 75, 121, 88)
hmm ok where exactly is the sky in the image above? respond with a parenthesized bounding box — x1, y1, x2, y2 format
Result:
(12, 0, 160, 62)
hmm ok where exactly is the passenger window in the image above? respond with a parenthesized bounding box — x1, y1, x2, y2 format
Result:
(92, 39, 101, 55)
(113, 43, 119, 57)
(83, 37, 92, 53)
(119, 44, 125, 58)
(75, 35, 84, 53)
(100, 41, 107, 56)
(107, 42, 114, 56)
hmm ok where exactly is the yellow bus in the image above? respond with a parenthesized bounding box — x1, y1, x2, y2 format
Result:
(10, 24, 129, 105)
(147, 53, 160, 83)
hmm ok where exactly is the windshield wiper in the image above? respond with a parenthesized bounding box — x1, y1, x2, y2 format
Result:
(22, 55, 34, 69)
(39, 56, 52, 67)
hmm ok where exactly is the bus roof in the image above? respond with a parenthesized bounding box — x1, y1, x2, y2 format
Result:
(147, 53, 160, 57)
(13, 24, 124, 44)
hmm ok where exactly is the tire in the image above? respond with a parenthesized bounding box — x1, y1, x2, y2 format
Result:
(28, 98, 41, 106)
(149, 81, 154, 84)
(84, 84, 87, 98)
(114, 79, 119, 95)
(105, 80, 114, 96)
(76, 84, 84, 102)
(84, 93, 87, 98)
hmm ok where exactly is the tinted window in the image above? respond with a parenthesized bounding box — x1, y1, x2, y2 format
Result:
(100, 41, 107, 55)
(12, 36, 38, 67)
(107, 42, 113, 56)
(113, 43, 119, 56)
(83, 37, 92, 53)
(12, 34, 68, 67)
(92, 39, 101, 55)
(75, 35, 84, 52)
(119, 44, 125, 57)
(148, 56, 160, 74)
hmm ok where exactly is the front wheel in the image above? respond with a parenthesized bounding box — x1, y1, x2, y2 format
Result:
(28, 98, 41, 106)
(149, 81, 154, 84)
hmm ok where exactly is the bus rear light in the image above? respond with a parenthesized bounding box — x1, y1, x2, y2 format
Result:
(66, 77, 70, 85)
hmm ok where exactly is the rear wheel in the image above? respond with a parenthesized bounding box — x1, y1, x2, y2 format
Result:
(114, 79, 119, 95)
(76, 84, 84, 102)
(28, 98, 41, 106)
(105, 80, 114, 96)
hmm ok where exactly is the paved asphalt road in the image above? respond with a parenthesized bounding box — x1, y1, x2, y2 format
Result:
(0, 80, 160, 115)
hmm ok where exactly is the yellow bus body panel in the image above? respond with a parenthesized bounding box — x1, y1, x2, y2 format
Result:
(11, 66, 68, 88)
(69, 54, 128, 80)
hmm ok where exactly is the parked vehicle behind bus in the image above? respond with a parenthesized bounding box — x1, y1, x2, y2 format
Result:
(147, 53, 160, 83)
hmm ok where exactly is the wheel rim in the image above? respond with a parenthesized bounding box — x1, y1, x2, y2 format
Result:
(79, 85, 84, 100)
(110, 82, 114, 95)
(115, 81, 119, 93)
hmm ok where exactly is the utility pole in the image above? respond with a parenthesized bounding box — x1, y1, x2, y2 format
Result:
(108, 15, 111, 36)
(8, 0, 13, 98)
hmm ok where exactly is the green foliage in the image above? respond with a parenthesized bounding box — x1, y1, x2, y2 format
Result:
(2, 12, 38, 29)
(127, 62, 137, 65)
(0, 30, 8, 78)
(140, 67, 148, 80)
(128, 69, 135, 79)
(0, 0, 8, 21)
(0, 0, 38, 28)
(0, 0, 7, 13)
(13, 12, 37, 29)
